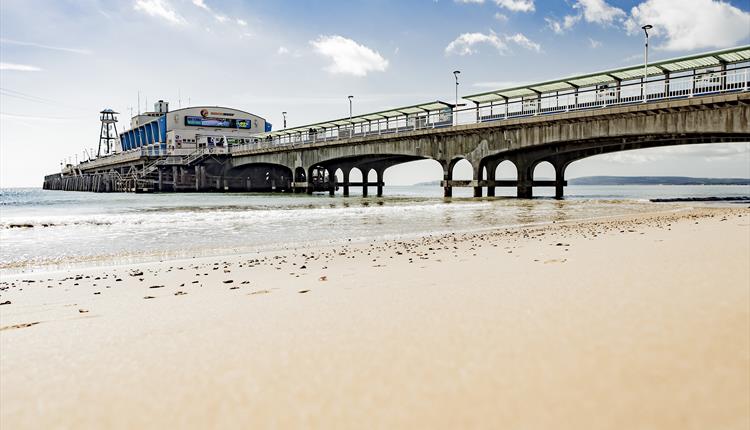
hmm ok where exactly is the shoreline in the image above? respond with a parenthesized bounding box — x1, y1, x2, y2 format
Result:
(0, 201, 700, 277)
(1, 205, 749, 429)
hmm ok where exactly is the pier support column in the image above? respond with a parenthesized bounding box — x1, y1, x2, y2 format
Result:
(158, 169, 163, 191)
(516, 160, 533, 199)
(553, 161, 567, 200)
(195, 166, 200, 191)
(442, 163, 452, 198)
(172, 166, 178, 191)
(362, 168, 369, 197)
(328, 168, 336, 197)
(376, 169, 384, 197)
(343, 169, 350, 197)
(486, 160, 498, 197)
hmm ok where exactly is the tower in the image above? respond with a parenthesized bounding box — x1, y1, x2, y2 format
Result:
(98, 109, 120, 157)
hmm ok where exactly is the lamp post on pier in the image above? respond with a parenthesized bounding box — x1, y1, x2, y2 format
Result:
(282, 111, 287, 129)
(453, 70, 461, 125)
(348, 95, 354, 120)
(642, 24, 653, 103)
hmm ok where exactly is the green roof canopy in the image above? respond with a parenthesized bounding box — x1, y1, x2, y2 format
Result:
(255, 101, 454, 139)
(464, 45, 750, 104)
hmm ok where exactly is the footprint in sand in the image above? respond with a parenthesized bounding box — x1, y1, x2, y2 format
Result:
(544, 259, 568, 264)
(0, 322, 40, 331)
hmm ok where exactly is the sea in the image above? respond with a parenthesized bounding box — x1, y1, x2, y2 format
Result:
(1, 185, 748, 274)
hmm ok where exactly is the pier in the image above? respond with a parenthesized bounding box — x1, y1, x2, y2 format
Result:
(43, 46, 750, 198)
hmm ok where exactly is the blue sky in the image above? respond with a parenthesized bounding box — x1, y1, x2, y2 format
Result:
(1, 0, 749, 187)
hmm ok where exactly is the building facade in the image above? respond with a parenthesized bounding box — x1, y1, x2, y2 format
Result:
(119, 101, 271, 156)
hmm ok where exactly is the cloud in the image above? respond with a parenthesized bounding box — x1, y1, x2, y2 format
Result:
(455, 0, 485, 3)
(277, 46, 290, 55)
(236, 19, 247, 26)
(506, 33, 541, 52)
(214, 14, 228, 23)
(0, 62, 42, 72)
(494, 0, 535, 12)
(192, 0, 210, 10)
(545, 15, 580, 34)
(574, 0, 626, 24)
(625, 0, 750, 51)
(494, 12, 508, 22)
(545, 0, 624, 34)
(310, 35, 389, 77)
(445, 31, 540, 55)
(589, 38, 602, 48)
(133, 0, 184, 24)
(599, 143, 750, 163)
(0, 38, 92, 55)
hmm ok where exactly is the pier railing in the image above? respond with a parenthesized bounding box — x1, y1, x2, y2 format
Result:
(231, 66, 749, 154)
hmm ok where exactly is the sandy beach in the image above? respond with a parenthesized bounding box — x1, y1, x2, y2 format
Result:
(1, 205, 748, 429)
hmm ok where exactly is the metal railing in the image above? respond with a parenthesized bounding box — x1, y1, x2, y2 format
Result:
(231, 66, 750, 154)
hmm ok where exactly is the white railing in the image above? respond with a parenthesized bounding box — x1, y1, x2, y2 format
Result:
(230, 66, 749, 154)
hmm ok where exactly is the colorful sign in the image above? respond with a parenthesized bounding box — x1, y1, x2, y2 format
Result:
(185, 116, 253, 129)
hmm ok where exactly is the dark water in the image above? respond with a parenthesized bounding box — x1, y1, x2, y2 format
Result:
(1, 185, 747, 273)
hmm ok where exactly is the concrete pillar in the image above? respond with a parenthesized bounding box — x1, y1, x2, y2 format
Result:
(328, 168, 336, 197)
(376, 169, 384, 197)
(362, 168, 369, 197)
(172, 166, 178, 190)
(554, 162, 566, 200)
(343, 169, 350, 197)
(158, 169, 163, 191)
(473, 163, 483, 198)
(195, 166, 200, 191)
(516, 161, 533, 199)
(443, 163, 452, 198)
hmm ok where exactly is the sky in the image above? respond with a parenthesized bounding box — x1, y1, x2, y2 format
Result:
(1, 0, 749, 187)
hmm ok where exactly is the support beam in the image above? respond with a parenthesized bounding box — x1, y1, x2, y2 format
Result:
(376, 169, 384, 197)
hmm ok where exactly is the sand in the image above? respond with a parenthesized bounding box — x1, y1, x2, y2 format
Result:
(1, 206, 749, 429)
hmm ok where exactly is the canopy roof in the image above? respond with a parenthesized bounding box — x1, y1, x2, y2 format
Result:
(256, 101, 454, 138)
(464, 45, 750, 104)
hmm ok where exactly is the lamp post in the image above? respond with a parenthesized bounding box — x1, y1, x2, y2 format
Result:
(641, 24, 653, 103)
(282, 111, 287, 129)
(453, 70, 461, 125)
(348, 95, 354, 120)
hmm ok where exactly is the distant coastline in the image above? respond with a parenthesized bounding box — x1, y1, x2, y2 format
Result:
(413, 176, 750, 186)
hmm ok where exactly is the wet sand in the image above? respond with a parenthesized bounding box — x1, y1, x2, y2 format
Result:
(1, 206, 749, 429)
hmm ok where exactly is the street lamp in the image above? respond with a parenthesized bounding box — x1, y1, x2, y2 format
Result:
(348, 95, 354, 120)
(453, 70, 461, 125)
(282, 111, 287, 129)
(641, 24, 653, 103)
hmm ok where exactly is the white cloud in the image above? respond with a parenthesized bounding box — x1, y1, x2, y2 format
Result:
(455, 0, 485, 3)
(546, 0, 624, 34)
(0, 62, 42, 72)
(494, 0, 535, 12)
(625, 0, 750, 51)
(494, 12, 508, 22)
(445, 31, 540, 55)
(0, 38, 92, 55)
(445, 32, 507, 55)
(214, 14, 228, 23)
(192, 0, 210, 10)
(600, 143, 750, 163)
(574, 0, 626, 24)
(589, 38, 602, 48)
(310, 35, 389, 77)
(133, 0, 184, 24)
(236, 19, 247, 26)
(545, 15, 580, 34)
(277, 46, 290, 55)
(506, 33, 541, 52)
